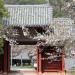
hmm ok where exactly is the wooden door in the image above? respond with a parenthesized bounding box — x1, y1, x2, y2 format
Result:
(37, 45, 64, 73)
(41, 49, 62, 72)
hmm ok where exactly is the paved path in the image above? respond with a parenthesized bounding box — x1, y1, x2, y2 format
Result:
(2, 72, 66, 75)
(0, 71, 71, 75)
(24, 72, 66, 75)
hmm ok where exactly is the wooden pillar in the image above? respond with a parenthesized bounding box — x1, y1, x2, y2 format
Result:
(39, 48, 42, 73)
(61, 50, 65, 72)
(0, 54, 3, 73)
(37, 47, 39, 72)
(3, 40, 10, 73)
(4, 41, 8, 73)
(7, 42, 10, 72)
(37, 47, 43, 73)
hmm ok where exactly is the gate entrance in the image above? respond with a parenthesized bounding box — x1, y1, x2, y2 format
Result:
(10, 45, 36, 71)
(2, 40, 65, 73)
(9, 39, 38, 72)
(37, 45, 64, 73)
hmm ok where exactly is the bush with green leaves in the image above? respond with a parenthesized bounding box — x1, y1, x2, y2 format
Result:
(4, 0, 47, 4)
(0, 0, 8, 55)
(0, 38, 4, 55)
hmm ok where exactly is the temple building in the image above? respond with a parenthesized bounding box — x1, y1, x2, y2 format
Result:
(0, 4, 75, 74)
(3, 4, 53, 26)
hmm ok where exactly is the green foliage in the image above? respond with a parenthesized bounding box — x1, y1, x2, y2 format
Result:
(0, 0, 8, 29)
(0, 0, 8, 18)
(49, 0, 66, 17)
(53, 11, 64, 18)
(17, 0, 46, 4)
(0, 0, 8, 55)
(4, 0, 47, 4)
(49, 0, 64, 5)
(0, 38, 4, 55)
(64, 0, 72, 2)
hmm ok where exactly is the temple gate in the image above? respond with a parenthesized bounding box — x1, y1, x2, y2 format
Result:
(37, 45, 65, 73)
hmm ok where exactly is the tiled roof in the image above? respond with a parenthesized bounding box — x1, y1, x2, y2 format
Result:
(52, 18, 74, 25)
(3, 5, 53, 26)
